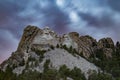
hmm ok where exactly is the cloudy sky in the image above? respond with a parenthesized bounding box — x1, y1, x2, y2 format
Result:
(0, 0, 120, 63)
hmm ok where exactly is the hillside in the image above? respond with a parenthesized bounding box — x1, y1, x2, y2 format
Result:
(0, 25, 120, 80)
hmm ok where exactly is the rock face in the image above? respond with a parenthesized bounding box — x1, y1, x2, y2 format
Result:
(98, 38, 114, 49)
(32, 27, 58, 47)
(17, 25, 40, 52)
(79, 35, 97, 58)
(98, 38, 114, 58)
(16, 26, 115, 59)
(43, 49, 99, 78)
(0, 25, 116, 80)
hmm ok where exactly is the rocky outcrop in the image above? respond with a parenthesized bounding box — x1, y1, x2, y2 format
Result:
(80, 35, 97, 47)
(98, 38, 114, 58)
(32, 27, 58, 47)
(69, 32, 79, 42)
(78, 35, 97, 58)
(15, 26, 116, 59)
(1, 25, 118, 80)
(61, 32, 79, 50)
(98, 38, 114, 49)
(17, 25, 40, 52)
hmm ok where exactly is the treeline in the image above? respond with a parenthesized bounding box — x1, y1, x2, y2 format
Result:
(89, 41, 120, 80)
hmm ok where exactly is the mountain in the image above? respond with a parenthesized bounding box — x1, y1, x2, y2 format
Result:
(0, 25, 120, 80)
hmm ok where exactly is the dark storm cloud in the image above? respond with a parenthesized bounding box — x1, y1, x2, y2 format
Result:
(0, 29, 18, 63)
(0, 0, 30, 38)
(0, 0, 23, 19)
(0, 0, 37, 63)
(1, 0, 120, 63)
(108, 0, 120, 12)
(79, 12, 115, 28)
(38, 0, 70, 33)
(0, 0, 27, 23)
(0, 0, 71, 37)
(0, 0, 71, 63)
(69, 0, 120, 42)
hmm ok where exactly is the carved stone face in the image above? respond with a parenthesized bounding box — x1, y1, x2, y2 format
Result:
(63, 34, 69, 39)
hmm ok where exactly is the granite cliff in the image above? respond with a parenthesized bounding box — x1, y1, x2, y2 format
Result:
(0, 25, 120, 80)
